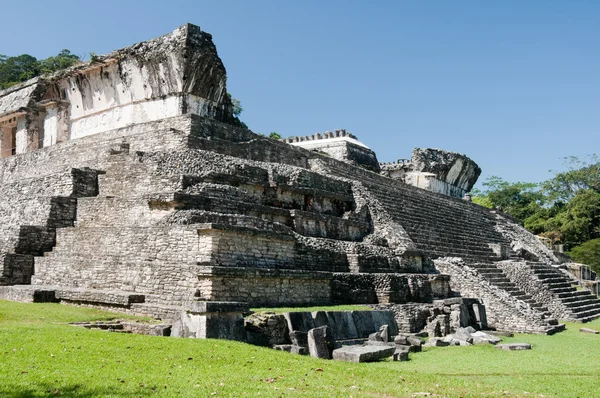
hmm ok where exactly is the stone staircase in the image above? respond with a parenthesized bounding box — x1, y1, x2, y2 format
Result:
(527, 262, 600, 322)
(319, 159, 508, 262)
(470, 263, 551, 316)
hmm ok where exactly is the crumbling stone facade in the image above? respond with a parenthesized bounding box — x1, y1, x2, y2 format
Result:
(1, 24, 599, 338)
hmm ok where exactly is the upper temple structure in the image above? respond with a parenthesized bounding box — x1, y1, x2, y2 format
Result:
(0, 24, 233, 158)
(1, 24, 599, 342)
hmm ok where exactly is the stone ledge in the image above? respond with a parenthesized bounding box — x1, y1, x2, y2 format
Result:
(197, 266, 333, 280)
(183, 301, 249, 314)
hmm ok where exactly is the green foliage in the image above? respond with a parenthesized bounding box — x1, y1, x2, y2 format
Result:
(569, 238, 600, 273)
(0, 50, 80, 90)
(479, 176, 545, 222)
(471, 195, 493, 208)
(268, 132, 281, 140)
(542, 155, 600, 202)
(226, 93, 243, 117)
(1, 300, 600, 397)
(557, 190, 600, 247)
(38, 49, 80, 75)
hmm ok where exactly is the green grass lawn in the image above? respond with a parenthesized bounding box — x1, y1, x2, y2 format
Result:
(1, 300, 599, 397)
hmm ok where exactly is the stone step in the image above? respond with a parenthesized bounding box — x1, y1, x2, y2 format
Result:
(571, 307, 600, 320)
(569, 302, 600, 315)
(558, 290, 597, 300)
(563, 298, 600, 308)
(545, 282, 573, 289)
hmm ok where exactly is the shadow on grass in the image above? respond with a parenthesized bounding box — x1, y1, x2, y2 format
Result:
(0, 383, 140, 397)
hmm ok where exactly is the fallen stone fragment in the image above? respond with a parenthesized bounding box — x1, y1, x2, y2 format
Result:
(395, 344, 411, 353)
(406, 336, 423, 347)
(368, 331, 383, 342)
(364, 340, 394, 347)
(485, 330, 514, 338)
(471, 331, 502, 345)
(393, 350, 409, 361)
(308, 326, 334, 359)
(579, 328, 599, 334)
(394, 335, 409, 345)
(452, 327, 474, 344)
(495, 343, 531, 351)
(414, 331, 429, 338)
(424, 338, 450, 347)
(332, 345, 395, 363)
(379, 324, 390, 342)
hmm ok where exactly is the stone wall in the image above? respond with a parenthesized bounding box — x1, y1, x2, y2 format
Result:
(331, 273, 451, 304)
(197, 267, 332, 306)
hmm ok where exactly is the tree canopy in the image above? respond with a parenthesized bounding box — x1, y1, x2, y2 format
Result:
(0, 50, 80, 90)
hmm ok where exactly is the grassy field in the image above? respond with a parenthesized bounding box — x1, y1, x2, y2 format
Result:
(1, 300, 599, 397)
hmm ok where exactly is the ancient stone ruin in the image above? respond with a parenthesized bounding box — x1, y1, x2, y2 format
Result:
(1, 24, 599, 345)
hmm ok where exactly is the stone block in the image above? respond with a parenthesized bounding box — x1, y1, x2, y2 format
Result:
(371, 311, 398, 337)
(352, 311, 376, 337)
(312, 311, 329, 328)
(284, 312, 315, 333)
(308, 326, 334, 359)
(368, 332, 383, 342)
(393, 351, 409, 361)
(424, 338, 450, 347)
(289, 330, 308, 347)
(379, 324, 390, 342)
(325, 311, 358, 340)
(471, 331, 502, 345)
(495, 343, 532, 351)
(332, 345, 395, 363)
(579, 328, 599, 334)
(394, 335, 409, 345)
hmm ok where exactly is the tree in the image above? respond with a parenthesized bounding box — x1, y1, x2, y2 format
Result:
(542, 155, 600, 202)
(569, 238, 600, 274)
(231, 97, 243, 118)
(0, 50, 80, 90)
(555, 190, 600, 248)
(38, 49, 80, 75)
(0, 54, 39, 89)
(269, 132, 281, 140)
(476, 176, 545, 223)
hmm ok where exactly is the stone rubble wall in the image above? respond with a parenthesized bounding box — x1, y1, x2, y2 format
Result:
(371, 297, 487, 335)
(493, 212, 559, 264)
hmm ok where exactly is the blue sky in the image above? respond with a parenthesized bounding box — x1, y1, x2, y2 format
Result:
(2, 1, 598, 188)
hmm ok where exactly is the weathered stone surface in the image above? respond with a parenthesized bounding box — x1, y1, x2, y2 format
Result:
(308, 326, 334, 359)
(332, 345, 395, 363)
(579, 328, 599, 334)
(410, 148, 481, 193)
(495, 343, 532, 351)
